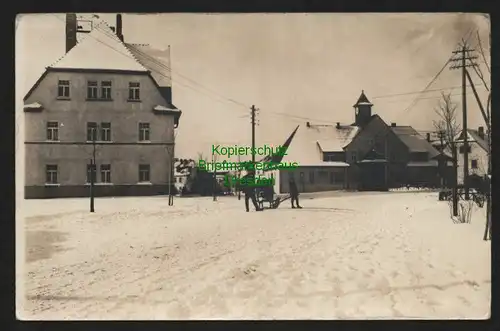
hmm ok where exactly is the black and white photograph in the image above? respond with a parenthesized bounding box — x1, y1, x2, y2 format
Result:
(15, 13, 491, 319)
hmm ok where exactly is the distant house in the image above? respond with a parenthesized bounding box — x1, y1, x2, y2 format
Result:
(273, 90, 448, 193)
(273, 122, 354, 194)
(23, 14, 181, 198)
(455, 127, 490, 184)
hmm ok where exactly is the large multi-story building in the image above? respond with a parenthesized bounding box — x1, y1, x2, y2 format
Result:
(23, 14, 182, 198)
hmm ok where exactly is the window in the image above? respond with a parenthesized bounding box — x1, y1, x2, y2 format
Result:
(128, 82, 140, 100)
(351, 152, 357, 162)
(139, 164, 150, 182)
(45, 165, 58, 184)
(87, 81, 98, 99)
(87, 122, 98, 141)
(100, 122, 111, 141)
(101, 81, 112, 99)
(459, 145, 472, 154)
(100, 164, 111, 183)
(323, 152, 345, 162)
(86, 163, 96, 183)
(309, 171, 315, 184)
(57, 80, 70, 98)
(139, 123, 150, 141)
(46, 121, 59, 141)
(471, 159, 478, 169)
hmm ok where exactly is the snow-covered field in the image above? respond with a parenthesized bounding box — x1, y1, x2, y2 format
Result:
(16, 192, 491, 320)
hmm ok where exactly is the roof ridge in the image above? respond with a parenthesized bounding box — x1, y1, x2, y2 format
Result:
(48, 19, 149, 72)
(94, 21, 148, 71)
(49, 19, 110, 68)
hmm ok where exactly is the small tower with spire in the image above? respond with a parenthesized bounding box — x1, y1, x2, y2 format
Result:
(353, 90, 373, 127)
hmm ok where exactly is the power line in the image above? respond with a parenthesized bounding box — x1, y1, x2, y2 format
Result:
(49, 15, 249, 114)
(94, 25, 250, 109)
(395, 27, 478, 121)
(372, 83, 484, 99)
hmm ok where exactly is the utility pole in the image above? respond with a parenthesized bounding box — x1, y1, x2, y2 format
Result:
(90, 126, 98, 213)
(251, 105, 258, 166)
(451, 43, 477, 200)
(237, 154, 241, 200)
(438, 130, 446, 190)
(212, 151, 217, 201)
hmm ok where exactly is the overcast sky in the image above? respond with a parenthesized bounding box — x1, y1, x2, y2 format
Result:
(16, 13, 490, 159)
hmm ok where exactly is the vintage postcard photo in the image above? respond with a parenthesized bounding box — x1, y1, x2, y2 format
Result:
(15, 13, 491, 320)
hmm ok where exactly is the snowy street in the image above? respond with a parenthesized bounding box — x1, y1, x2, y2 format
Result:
(17, 192, 490, 320)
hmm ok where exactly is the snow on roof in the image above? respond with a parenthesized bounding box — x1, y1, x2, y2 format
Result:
(24, 102, 43, 109)
(407, 160, 439, 167)
(281, 124, 358, 166)
(391, 126, 440, 158)
(125, 43, 172, 87)
(50, 21, 148, 72)
(456, 129, 489, 152)
(154, 105, 180, 112)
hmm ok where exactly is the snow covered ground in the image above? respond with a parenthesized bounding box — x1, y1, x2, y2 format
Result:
(17, 192, 490, 320)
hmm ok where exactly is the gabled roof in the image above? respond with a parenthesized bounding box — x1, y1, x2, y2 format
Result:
(281, 123, 358, 166)
(456, 129, 489, 152)
(390, 125, 440, 158)
(316, 125, 360, 152)
(353, 90, 373, 107)
(124, 43, 171, 87)
(50, 21, 148, 72)
(124, 43, 177, 107)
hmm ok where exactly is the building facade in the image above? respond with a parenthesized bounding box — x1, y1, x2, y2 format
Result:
(23, 16, 181, 198)
(273, 91, 447, 194)
(456, 127, 490, 185)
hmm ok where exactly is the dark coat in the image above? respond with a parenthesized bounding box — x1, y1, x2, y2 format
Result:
(289, 180, 299, 196)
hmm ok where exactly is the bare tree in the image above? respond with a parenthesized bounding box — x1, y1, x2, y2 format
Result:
(433, 92, 461, 218)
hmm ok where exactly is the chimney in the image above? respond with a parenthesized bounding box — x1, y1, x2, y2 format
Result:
(391, 122, 396, 127)
(478, 126, 485, 139)
(426, 133, 431, 142)
(336, 122, 340, 129)
(306, 121, 310, 128)
(65, 13, 77, 53)
(116, 14, 124, 42)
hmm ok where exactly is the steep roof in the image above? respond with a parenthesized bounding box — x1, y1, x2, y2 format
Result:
(391, 125, 440, 158)
(49, 21, 148, 72)
(124, 43, 172, 87)
(353, 90, 373, 107)
(281, 123, 357, 166)
(456, 129, 489, 152)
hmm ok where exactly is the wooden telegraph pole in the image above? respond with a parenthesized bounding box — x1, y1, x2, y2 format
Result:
(450, 43, 477, 200)
(251, 105, 258, 166)
(237, 154, 241, 200)
(90, 125, 98, 213)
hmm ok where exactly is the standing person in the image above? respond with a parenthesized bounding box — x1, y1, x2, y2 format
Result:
(243, 172, 262, 212)
(289, 176, 302, 209)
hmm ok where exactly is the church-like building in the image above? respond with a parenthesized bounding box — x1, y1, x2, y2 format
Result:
(273, 91, 450, 194)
